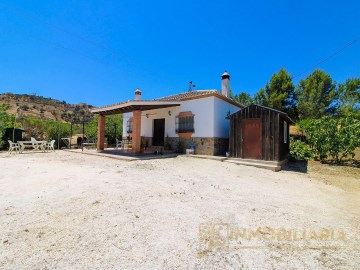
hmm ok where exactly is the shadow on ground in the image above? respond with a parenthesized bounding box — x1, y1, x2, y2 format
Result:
(282, 161, 308, 173)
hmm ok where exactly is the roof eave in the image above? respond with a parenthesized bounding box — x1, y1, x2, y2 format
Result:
(91, 100, 182, 115)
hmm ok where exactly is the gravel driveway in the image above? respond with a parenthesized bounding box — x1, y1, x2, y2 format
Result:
(1, 151, 359, 269)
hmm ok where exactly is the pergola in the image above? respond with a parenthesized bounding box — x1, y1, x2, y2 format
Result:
(91, 100, 181, 153)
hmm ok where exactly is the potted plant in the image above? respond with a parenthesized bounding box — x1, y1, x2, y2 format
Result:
(140, 140, 145, 153)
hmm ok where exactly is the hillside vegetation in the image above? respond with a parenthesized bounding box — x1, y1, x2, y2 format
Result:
(0, 92, 93, 122)
(0, 93, 123, 149)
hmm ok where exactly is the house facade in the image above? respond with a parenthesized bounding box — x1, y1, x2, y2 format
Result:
(123, 89, 242, 155)
(92, 72, 244, 155)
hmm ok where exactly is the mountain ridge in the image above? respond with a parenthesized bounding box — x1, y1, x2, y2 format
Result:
(0, 92, 93, 123)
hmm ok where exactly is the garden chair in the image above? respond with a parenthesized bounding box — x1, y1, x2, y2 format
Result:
(8, 140, 20, 154)
(122, 137, 130, 150)
(115, 138, 122, 149)
(45, 140, 56, 152)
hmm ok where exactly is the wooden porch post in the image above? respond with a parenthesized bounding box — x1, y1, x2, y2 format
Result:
(132, 110, 141, 154)
(97, 114, 106, 151)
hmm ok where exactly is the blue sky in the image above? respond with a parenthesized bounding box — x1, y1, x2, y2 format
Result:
(0, 0, 359, 106)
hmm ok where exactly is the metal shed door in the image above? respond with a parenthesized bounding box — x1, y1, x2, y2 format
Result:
(242, 118, 262, 159)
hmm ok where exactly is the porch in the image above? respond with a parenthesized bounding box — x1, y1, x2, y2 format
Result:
(91, 94, 181, 154)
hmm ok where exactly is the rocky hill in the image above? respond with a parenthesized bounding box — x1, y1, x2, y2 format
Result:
(0, 92, 93, 123)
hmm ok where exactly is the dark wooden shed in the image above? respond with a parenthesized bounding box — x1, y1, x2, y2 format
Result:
(229, 104, 295, 161)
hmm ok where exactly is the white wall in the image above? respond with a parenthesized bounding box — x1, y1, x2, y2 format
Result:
(213, 98, 241, 138)
(122, 96, 241, 139)
(179, 96, 215, 137)
(140, 107, 176, 137)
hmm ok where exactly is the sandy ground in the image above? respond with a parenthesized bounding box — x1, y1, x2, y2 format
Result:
(0, 151, 359, 270)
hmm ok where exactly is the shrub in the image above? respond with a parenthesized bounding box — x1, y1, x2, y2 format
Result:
(0, 104, 15, 149)
(0, 121, 5, 149)
(336, 114, 360, 160)
(300, 114, 360, 162)
(290, 138, 314, 161)
(20, 104, 29, 111)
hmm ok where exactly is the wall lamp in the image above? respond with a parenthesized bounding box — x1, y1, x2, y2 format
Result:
(168, 111, 171, 116)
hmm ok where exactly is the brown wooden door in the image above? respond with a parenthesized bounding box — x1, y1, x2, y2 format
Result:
(153, 119, 165, 146)
(242, 118, 262, 159)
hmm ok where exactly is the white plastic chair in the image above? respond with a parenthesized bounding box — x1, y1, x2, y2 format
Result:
(45, 140, 56, 152)
(8, 140, 20, 154)
(115, 138, 122, 149)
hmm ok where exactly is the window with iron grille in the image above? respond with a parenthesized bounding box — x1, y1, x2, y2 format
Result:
(176, 114, 194, 133)
(127, 118, 133, 133)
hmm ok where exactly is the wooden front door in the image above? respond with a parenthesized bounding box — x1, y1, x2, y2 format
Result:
(242, 118, 262, 159)
(153, 119, 165, 146)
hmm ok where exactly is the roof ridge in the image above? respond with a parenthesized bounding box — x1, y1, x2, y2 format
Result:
(92, 89, 245, 110)
(154, 89, 218, 101)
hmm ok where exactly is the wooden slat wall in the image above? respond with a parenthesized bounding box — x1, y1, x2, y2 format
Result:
(229, 104, 286, 161)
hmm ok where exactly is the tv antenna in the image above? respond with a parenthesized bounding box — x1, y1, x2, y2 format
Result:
(188, 81, 196, 92)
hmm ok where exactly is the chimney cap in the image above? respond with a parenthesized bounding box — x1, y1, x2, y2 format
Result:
(221, 71, 230, 79)
(135, 88, 142, 94)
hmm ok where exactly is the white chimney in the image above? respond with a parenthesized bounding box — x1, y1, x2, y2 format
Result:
(134, 88, 142, 100)
(221, 71, 230, 97)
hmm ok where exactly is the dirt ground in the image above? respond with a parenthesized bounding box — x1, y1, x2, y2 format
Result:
(1, 151, 359, 270)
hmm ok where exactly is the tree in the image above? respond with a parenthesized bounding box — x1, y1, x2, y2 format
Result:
(0, 104, 15, 127)
(85, 114, 123, 143)
(105, 114, 123, 143)
(85, 115, 98, 139)
(232, 91, 253, 106)
(296, 69, 337, 119)
(0, 104, 15, 148)
(254, 68, 296, 118)
(253, 89, 267, 106)
(337, 78, 360, 117)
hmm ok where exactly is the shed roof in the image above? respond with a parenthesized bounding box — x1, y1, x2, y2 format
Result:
(230, 103, 296, 124)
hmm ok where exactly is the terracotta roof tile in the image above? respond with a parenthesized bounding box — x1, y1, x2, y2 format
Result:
(155, 90, 244, 108)
(92, 90, 244, 112)
(154, 90, 218, 101)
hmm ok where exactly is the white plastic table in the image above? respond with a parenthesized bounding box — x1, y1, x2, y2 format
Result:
(18, 141, 47, 153)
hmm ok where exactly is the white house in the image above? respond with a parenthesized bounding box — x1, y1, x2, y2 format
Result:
(91, 72, 244, 155)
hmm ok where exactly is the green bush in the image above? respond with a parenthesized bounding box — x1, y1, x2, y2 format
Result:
(336, 114, 360, 160)
(290, 138, 314, 161)
(0, 104, 15, 149)
(20, 117, 72, 149)
(0, 121, 5, 149)
(299, 114, 360, 162)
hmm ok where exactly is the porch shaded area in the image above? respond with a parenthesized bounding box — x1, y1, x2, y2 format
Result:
(91, 100, 181, 154)
(65, 148, 178, 161)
